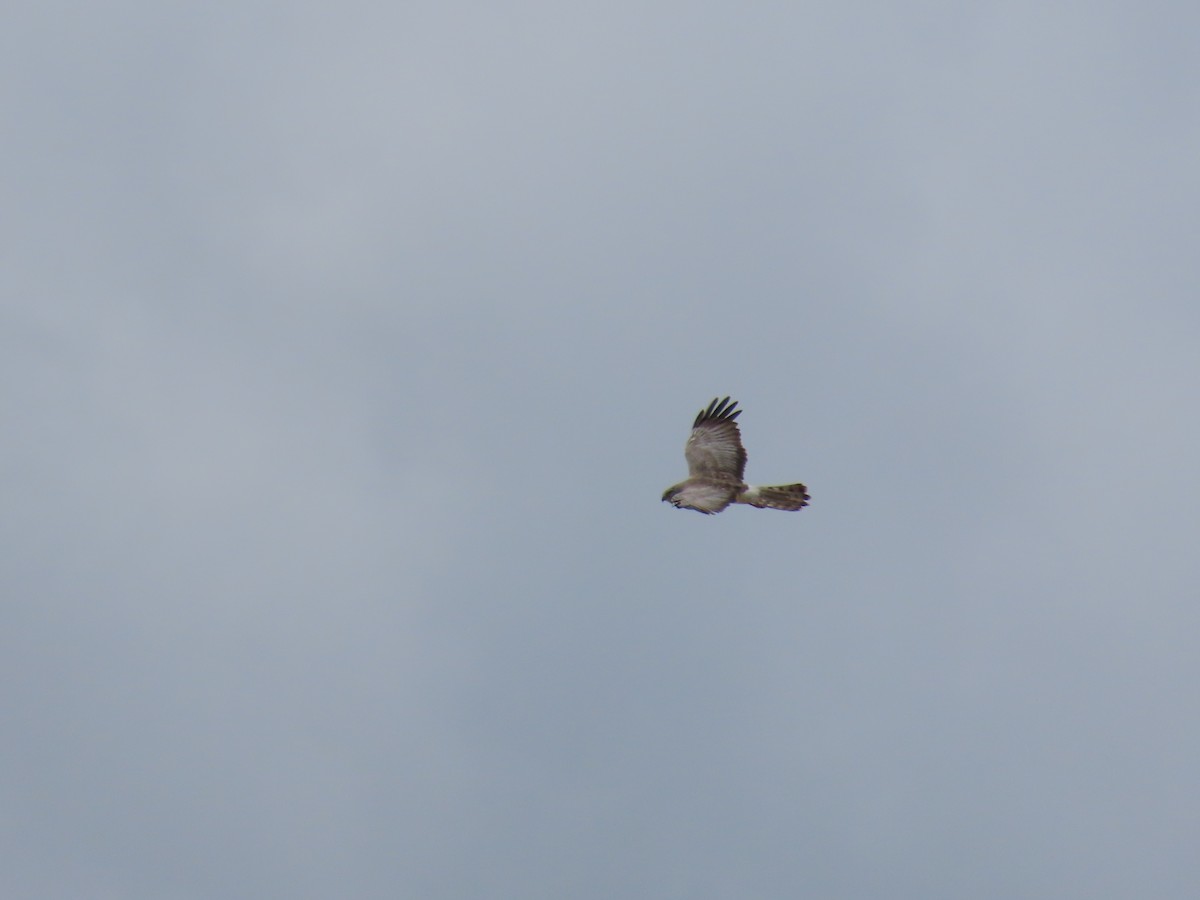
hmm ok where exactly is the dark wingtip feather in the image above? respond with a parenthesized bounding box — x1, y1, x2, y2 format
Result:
(694, 396, 741, 427)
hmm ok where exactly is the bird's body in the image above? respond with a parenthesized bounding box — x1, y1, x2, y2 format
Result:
(661, 397, 809, 514)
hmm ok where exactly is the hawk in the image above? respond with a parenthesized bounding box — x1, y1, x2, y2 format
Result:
(662, 397, 810, 515)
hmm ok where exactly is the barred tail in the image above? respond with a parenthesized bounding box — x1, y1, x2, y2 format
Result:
(739, 483, 810, 511)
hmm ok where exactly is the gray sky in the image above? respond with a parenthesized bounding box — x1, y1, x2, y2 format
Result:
(5, 1, 1200, 897)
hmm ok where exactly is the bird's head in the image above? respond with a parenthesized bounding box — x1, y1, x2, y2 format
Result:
(661, 484, 682, 506)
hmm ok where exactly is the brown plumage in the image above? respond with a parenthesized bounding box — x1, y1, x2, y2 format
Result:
(661, 397, 810, 515)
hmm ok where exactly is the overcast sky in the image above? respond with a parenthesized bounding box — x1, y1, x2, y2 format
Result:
(5, 2, 1200, 898)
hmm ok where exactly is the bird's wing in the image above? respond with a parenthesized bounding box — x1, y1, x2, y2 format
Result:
(684, 397, 747, 479)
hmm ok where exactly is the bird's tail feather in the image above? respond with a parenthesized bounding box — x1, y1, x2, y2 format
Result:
(739, 483, 810, 511)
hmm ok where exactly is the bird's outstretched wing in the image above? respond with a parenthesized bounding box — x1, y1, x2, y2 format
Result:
(684, 397, 747, 480)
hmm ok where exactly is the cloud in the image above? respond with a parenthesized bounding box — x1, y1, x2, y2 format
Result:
(5, 2, 1200, 898)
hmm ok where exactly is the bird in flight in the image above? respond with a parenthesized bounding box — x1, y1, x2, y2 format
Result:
(662, 397, 810, 515)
